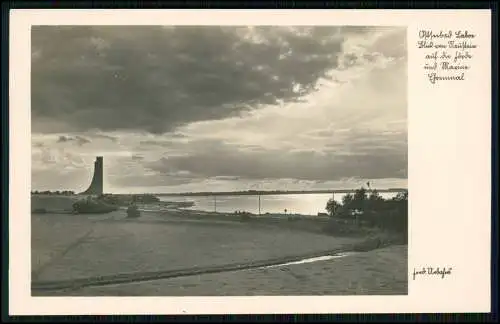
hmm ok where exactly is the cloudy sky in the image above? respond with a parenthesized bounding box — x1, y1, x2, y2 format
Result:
(31, 26, 407, 194)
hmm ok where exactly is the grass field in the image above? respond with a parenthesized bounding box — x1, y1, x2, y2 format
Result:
(32, 210, 407, 296)
(32, 211, 361, 281)
(34, 244, 407, 296)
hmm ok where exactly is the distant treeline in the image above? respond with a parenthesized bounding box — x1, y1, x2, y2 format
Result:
(30, 191, 161, 206)
(31, 190, 75, 195)
(157, 188, 407, 197)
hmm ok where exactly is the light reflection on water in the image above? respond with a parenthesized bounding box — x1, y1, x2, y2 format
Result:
(158, 193, 398, 216)
(261, 252, 357, 269)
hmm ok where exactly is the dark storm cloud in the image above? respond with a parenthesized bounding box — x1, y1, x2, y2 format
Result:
(214, 176, 241, 181)
(32, 26, 348, 134)
(131, 154, 144, 161)
(139, 139, 175, 147)
(56, 136, 70, 143)
(56, 135, 91, 146)
(88, 133, 118, 142)
(143, 136, 407, 182)
(33, 147, 86, 167)
(109, 173, 197, 188)
(106, 155, 199, 188)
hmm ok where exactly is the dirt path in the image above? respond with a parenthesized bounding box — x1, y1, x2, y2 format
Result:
(32, 245, 358, 292)
(34, 245, 408, 296)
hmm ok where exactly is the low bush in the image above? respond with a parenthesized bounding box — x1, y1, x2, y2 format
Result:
(72, 198, 118, 214)
(240, 212, 251, 221)
(126, 205, 141, 218)
(324, 187, 408, 236)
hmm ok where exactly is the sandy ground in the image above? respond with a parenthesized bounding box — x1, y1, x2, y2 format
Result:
(43, 245, 407, 296)
(32, 210, 407, 296)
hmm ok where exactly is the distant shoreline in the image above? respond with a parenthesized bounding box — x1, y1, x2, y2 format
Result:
(30, 188, 407, 197)
(147, 188, 407, 197)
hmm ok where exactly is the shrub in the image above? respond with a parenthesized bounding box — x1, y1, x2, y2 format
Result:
(126, 205, 141, 218)
(324, 187, 408, 235)
(240, 212, 251, 221)
(72, 199, 118, 214)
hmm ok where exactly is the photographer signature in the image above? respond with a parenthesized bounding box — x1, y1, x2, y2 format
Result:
(412, 267, 453, 280)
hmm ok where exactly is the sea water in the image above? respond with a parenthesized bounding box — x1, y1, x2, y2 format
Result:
(158, 193, 398, 216)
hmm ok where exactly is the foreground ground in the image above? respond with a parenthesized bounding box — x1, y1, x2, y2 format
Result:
(36, 245, 407, 296)
(32, 209, 407, 296)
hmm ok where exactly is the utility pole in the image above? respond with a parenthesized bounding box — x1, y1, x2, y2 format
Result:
(332, 192, 335, 215)
(258, 194, 261, 216)
(214, 195, 217, 213)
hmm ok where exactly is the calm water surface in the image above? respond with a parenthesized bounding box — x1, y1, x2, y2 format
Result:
(158, 193, 398, 216)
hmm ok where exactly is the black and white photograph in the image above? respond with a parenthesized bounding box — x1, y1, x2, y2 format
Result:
(29, 25, 409, 297)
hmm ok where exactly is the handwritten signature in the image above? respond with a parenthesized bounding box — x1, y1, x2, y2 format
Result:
(412, 267, 453, 280)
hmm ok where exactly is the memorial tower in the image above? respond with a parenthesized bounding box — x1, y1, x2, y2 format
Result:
(81, 156, 104, 195)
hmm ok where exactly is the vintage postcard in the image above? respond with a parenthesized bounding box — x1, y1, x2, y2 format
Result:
(9, 9, 492, 315)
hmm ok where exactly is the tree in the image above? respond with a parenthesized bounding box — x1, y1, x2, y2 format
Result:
(353, 187, 367, 202)
(325, 198, 341, 216)
(367, 189, 385, 210)
(324, 186, 408, 236)
(341, 193, 354, 207)
(340, 188, 368, 214)
(368, 189, 383, 201)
